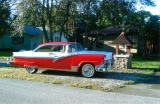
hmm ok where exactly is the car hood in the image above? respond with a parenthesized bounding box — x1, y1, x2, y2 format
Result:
(78, 51, 113, 60)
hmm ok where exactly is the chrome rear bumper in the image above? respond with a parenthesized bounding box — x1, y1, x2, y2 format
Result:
(7, 57, 13, 64)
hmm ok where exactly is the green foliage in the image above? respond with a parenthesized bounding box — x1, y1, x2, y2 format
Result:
(0, 50, 13, 58)
(10, 0, 157, 44)
(0, 0, 10, 36)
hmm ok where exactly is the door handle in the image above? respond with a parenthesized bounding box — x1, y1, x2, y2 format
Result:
(53, 56, 59, 61)
(49, 53, 55, 55)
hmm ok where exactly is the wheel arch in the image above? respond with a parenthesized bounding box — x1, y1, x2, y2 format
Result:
(78, 62, 95, 72)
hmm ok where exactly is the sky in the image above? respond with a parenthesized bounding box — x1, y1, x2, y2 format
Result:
(10, 0, 160, 16)
(144, 0, 160, 15)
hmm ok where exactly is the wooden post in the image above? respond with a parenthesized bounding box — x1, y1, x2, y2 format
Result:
(127, 46, 131, 54)
(116, 45, 119, 54)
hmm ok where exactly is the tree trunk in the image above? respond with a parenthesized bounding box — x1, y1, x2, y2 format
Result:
(137, 37, 144, 55)
(42, 22, 49, 42)
(41, 0, 49, 42)
(47, 0, 53, 42)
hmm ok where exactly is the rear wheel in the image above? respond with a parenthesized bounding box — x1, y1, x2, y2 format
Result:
(81, 64, 95, 78)
(26, 67, 38, 74)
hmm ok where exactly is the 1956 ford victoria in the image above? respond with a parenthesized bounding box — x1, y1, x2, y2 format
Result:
(10, 42, 114, 78)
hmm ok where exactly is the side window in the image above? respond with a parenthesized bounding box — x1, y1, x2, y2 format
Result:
(35, 45, 64, 52)
(35, 45, 52, 52)
(52, 45, 63, 52)
(68, 44, 84, 52)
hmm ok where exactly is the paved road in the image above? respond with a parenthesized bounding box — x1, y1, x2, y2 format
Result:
(112, 71, 160, 98)
(0, 78, 160, 104)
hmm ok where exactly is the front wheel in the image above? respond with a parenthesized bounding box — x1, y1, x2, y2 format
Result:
(26, 67, 38, 74)
(81, 64, 95, 78)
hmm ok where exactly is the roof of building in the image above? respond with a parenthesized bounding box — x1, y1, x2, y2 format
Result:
(112, 32, 134, 45)
(81, 26, 138, 36)
(24, 26, 43, 35)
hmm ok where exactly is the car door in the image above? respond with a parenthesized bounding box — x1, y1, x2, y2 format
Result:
(34, 45, 54, 68)
(48, 45, 73, 70)
(34, 44, 73, 70)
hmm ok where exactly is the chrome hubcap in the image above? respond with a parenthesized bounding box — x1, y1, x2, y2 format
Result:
(83, 65, 94, 77)
(26, 67, 34, 73)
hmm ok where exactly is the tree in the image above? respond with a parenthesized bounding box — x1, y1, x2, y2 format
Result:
(0, 0, 10, 37)
(144, 14, 160, 54)
(55, 0, 73, 41)
(125, 10, 160, 55)
(12, 0, 58, 42)
(96, 0, 157, 54)
(11, 0, 156, 45)
(75, 0, 101, 46)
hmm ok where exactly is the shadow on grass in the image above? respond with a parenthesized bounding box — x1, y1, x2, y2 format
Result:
(41, 70, 107, 78)
(106, 71, 160, 84)
(42, 70, 81, 77)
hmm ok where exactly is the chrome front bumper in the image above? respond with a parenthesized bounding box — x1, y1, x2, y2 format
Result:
(95, 59, 114, 72)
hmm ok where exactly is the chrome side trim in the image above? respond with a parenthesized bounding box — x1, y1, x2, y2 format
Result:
(13, 54, 74, 62)
(37, 66, 78, 72)
(52, 55, 73, 62)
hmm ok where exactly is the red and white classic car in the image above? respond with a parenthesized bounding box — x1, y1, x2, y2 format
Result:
(10, 42, 114, 77)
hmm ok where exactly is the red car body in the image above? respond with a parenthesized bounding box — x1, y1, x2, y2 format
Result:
(10, 42, 113, 77)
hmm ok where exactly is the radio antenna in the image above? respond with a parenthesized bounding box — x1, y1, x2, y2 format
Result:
(75, 38, 77, 52)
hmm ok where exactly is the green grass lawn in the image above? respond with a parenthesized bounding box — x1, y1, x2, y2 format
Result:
(0, 50, 14, 58)
(132, 54, 160, 70)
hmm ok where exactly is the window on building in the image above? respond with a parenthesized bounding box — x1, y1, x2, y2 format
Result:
(12, 36, 24, 44)
(96, 36, 104, 48)
(55, 37, 59, 42)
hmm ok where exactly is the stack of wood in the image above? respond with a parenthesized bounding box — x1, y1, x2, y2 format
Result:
(0, 58, 6, 61)
(0, 58, 8, 63)
(113, 58, 128, 70)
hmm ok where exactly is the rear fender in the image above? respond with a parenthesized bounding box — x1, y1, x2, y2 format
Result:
(77, 61, 97, 72)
